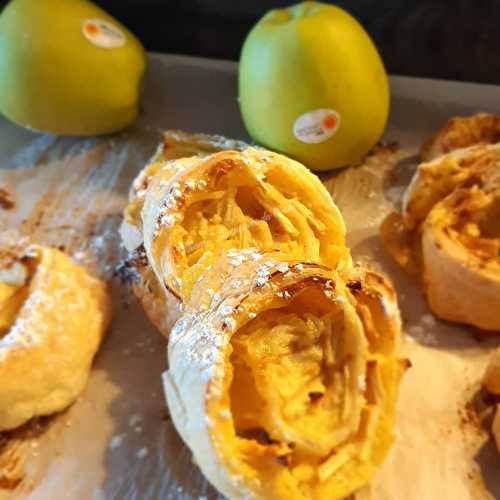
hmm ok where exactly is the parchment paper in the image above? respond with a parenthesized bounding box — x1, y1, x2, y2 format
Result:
(0, 54, 499, 500)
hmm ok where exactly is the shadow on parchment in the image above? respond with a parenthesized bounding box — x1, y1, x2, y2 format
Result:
(381, 153, 420, 211)
(97, 283, 220, 500)
(469, 389, 500, 500)
(351, 231, 497, 353)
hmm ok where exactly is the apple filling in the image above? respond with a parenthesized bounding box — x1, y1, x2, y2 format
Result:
(167, 165, 345, 298)
(219, 285, 399, 499)
(435, 187, 500, 264)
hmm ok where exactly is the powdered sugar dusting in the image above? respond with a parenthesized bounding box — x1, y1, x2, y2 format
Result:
(109, 433, 126, 449)
(381, 296, 397, 319)
(0, 257, 57, 360)
(406, 324, 439, 346)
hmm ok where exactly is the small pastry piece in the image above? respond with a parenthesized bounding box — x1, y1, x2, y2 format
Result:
(0, 245, 111, 432)
(164, 251, 406, 500)
(421, 113, 500, 162)
(142, 147, 350, 303)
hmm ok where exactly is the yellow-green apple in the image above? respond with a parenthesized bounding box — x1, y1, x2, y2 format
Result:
(239, 1, 389, 171)
(0, 0, 146, 135)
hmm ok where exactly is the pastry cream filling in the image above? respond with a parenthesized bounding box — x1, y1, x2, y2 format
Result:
(167, 167, 342, 298)
(217, 287, 398, 500)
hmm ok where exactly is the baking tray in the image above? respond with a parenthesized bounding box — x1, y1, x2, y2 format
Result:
(1, 53, 500, 500)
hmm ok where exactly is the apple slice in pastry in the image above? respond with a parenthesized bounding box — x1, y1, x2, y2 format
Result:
(121, 131, 271, 337)
(163, 251, 406, 500)
(142, 147, 350, 303)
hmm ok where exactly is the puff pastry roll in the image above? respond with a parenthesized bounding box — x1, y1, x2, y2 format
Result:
(421, 181, 500, 330)
(164, 251, 406, 500)
(382, 142, 500, 330)
(0, 245, 111, 431)
(142, 147, 349, 303)
(121, 131, 256, 337)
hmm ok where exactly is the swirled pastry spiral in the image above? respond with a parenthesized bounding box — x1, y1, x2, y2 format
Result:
(421, 182, 499, 330)
(163, 251, 406, 500)
(120, 131, 251, 336)
(121, 131, 350, 335)
(382, 137, 500, 330)
(142, 147, 349, 302)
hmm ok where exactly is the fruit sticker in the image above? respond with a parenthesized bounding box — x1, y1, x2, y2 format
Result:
(82, 19, 125, 49)
(293, 109, 341, 144)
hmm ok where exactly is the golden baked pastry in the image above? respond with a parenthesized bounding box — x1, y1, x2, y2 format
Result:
(421, 112, 500, 161)
(120, 131, 254, 337)
(123, 130, 250, 235)
(164, 251, 406, 500)
(0, 245, 111, 431)
(421, 184, 500, 330)
(382, 141, 500, 331)
(142, 147, 349, 302)
(121, 131, 350, 334)
(124, 132, 405, 497)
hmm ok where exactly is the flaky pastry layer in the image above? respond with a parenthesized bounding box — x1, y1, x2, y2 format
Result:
(164, 251, 406, 500)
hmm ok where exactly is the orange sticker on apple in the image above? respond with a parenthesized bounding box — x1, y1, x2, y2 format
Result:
(293, 109, 340, 144)
(82, 19, 125, 49)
